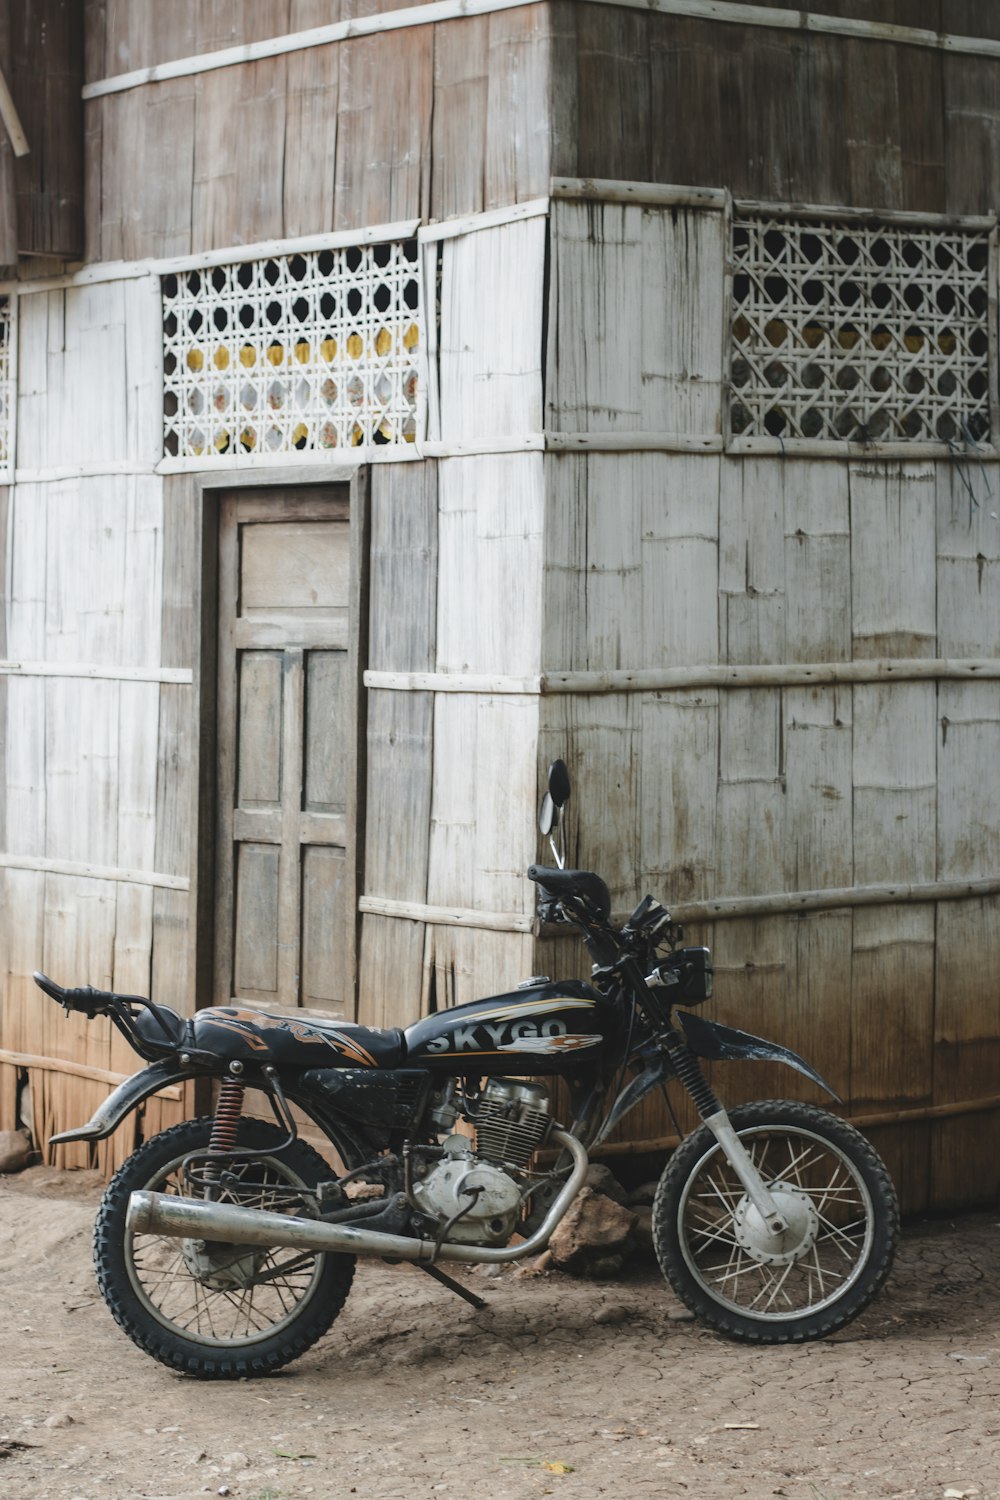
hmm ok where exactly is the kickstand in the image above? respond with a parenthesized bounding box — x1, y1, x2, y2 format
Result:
(416, 1261, 488, 1310)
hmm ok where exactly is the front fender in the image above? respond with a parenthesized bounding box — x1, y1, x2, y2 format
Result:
(677, 1010, 839, 1101)
(49, 1060, 197, 1145)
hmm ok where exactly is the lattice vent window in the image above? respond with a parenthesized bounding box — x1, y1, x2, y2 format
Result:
(162, 240, 421, 458)
(0, 297, 12, 479)
(729, 215, 992, 445)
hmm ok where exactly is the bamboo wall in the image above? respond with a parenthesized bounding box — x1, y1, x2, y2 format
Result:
(538, 197, 1000, 1212)
(0, 274, 187, 1170)
(551, 0, 1000, 217)
(3, 2, 1000, 1210)
(1, 1, 558, 1167)
(360, 216, 549, 1023)
(84, 0, 558, 260)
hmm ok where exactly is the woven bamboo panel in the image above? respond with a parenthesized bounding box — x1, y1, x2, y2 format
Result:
(730, 214, 992, 445)
(162, 240, 422, 458)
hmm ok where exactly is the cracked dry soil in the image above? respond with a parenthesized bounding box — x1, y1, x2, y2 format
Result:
(0, 1166, 998, 1500)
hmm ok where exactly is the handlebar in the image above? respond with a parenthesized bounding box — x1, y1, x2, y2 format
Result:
(32, 971, 121, 1017)
(32, 971, 187, 1057)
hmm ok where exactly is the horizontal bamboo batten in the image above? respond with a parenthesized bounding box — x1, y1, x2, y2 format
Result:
(0, 660, 192, 685)
(365, 659, 1000, 695)
(589, 1094, 1000, 1162)
(654, 876, 1000, 926)
(359, 896, 532, 933)
(0, 1049, 182, 1099)
(361, 878, 1000, 938)
(0, 855, 189, 890)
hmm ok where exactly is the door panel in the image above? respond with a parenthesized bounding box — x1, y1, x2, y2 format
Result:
(233, 844, 280, 998)
(304, 651, 349, 813)
(301, 845, 348, 1010)
(215, 487, 359, 1015)
(237, 652, 283, 809)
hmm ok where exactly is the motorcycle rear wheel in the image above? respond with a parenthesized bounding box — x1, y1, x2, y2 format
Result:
(95, 1116, 356, 1379)
(652, 1100, 898, 1343)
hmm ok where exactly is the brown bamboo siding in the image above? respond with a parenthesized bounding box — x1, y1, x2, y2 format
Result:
(542, 0, 1000, 217)
(86, 3, 560, 264)
(0, 0, 83, 263)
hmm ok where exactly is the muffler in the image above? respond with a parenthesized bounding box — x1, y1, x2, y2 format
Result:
(127, 1128, 588, 1265)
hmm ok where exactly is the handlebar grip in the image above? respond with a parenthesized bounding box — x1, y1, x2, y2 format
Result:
(33, 971, 116, 1016)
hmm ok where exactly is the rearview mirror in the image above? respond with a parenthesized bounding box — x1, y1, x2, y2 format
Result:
(548, 759, 571, 807)
(539, 759, 571, 836)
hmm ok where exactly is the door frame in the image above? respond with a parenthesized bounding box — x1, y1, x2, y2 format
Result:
(192, 465, 370, 1021)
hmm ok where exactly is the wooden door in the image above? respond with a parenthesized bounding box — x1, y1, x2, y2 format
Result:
(214, 488, 362, 1016)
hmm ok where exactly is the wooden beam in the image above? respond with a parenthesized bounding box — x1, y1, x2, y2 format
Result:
(365, 659, 1000, 696)
(0, 1050, 181, 1097)
(0, 661, 193, 685)
(421, 198, 549, 241)
(365, 671, 542, 694)
(544, 432, 724, 454)
(5, 222, 421, 297)
(593, 877, 1000, 930)
(668, 877, 1000, 923)
(0, 854, 189, 890)
(551, 178, 727, 210)
(0, 65, 28, 157)
(541, 660, 1000, 693)
(364, 876, 1000, 938)
(360, 895, 533, 933)
(588, 1093, 1000, 1160)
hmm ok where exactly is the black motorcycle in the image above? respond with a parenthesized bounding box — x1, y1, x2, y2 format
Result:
(33, 761, 898, 1378)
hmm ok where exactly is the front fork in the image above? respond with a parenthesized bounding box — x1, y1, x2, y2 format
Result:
(663, 1030, 789, 1237)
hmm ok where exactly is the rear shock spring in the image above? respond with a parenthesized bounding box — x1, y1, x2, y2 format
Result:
(664, 1033, 722, 1121)
(207, 1074, 246, 1159)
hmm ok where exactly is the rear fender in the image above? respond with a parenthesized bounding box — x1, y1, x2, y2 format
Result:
(677, 1010, 839, 1101)
(52, 1061, 379, 1170)
(49, 1060, 198, 1144)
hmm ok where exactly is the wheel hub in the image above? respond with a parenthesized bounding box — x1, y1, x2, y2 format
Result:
(181, 1236, 265, 1289)
(732, 1182, 819, 1266)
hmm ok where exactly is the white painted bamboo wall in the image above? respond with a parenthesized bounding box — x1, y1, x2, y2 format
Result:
(3, 180, 999, 1212)
(540, 197, 1000, 1211)
(0, 273, 185, 1169)
(1, 207, 554, 1165)
(360, 217, 549, 1017)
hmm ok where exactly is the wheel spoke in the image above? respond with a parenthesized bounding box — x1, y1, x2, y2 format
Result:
(120, 1143, 333, 1350)
(815, 1211, 867, 1258)
(808, 1243, 832, 1300)
(674, 1118, 881, 1324)
(749, 1261, 794, 1312)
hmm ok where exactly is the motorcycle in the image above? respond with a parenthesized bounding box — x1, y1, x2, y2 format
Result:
(33, 760, 898, 1379)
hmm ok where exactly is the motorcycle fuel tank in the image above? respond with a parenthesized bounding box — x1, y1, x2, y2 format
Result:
(403, 979, 617, 1075)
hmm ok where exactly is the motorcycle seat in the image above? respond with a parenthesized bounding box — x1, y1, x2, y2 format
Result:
(134, 1004, 188, 1050)
(192, 1005, 406, 1070)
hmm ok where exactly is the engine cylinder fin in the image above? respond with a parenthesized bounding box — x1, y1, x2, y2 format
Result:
(474, 1080, 551, 1167)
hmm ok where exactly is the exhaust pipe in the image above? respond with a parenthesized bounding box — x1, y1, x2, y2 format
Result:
(127, 1128, 588, 1266)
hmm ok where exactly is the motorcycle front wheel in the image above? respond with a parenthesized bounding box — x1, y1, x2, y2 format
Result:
(95, 1116, 356, 1379)
(652, 1100, 899, 1343)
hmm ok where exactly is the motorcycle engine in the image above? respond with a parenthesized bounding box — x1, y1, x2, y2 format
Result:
(411, 1079, 552, 1245)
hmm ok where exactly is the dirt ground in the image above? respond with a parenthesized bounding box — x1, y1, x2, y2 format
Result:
(0, 1165, 998, 1500)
